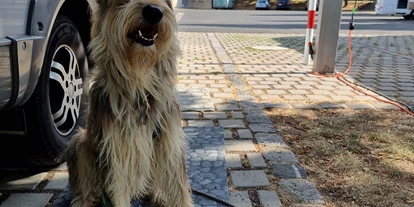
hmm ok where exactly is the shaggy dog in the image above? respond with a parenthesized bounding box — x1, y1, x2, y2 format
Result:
(66, 0, 193, 206)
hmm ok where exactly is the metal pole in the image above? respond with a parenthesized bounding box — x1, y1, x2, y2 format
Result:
(312, 0, 343, 74)
(303, 0, 318, 65)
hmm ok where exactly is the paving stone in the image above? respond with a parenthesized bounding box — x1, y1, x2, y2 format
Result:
(266, 90, 287, 95)
(246, 153, 267, 168)
(229, 191, 252, 207)
(272, 164, 308, 179)
(203, 112, 227, 119)
(330, 95, 353, 101)
(224, 129, 233, 139)
(231, 111, 244, 119)
(279, 179, 324, 204)
(345, 102, 375, 109)
(237, 129, 254, 139)
(256, 133, 288, 149)
(371, 102, 400, 110)
(185, 126, 229, 206)
(249, 123, 277, 133)
(216, 104, 240, 111)
(230, 170, 270, 188)
(263, 148, 298, 164)
(225, 140, 257, 152)
(218, 120, 245, 128)
(291, 103, 322, 109)
(316, 102, 347, 109)
(2, 193, 53, 207)
(245, 113, 271, 123)
(306, 95, 329, 101)
(45, 172, 69, 190)
(263, 102, 292, 109)
(188, 120, 214, 127)
(179, 86, 215, 112)
(0, 172, 47, 190)
(257, 190, 283, 207)
(239, 101, 260, 109)
(243, 107, 264, 114)
(182, 112, 200, 119)
(225, 154, 242, 168)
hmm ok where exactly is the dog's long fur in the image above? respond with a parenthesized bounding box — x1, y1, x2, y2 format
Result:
(66, 0, 193, 206)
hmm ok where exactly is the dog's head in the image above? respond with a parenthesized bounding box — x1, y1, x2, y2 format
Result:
(90, 0, 177, 69)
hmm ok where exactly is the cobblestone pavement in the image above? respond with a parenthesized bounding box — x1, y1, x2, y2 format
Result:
(1, 32, 412, 207)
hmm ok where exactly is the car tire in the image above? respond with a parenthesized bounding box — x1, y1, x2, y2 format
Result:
(403, 15, 413, 20)
(23, 15, 89, 167)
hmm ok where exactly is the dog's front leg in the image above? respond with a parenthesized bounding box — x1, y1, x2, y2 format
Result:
(151, 150, 194, 207)
(106, 182, 133, 207)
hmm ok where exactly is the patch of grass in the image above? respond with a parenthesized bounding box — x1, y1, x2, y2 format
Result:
(266, 109, 414, 207)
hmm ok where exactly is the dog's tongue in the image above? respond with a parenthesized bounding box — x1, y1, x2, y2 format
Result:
(140, 26, 156, 37)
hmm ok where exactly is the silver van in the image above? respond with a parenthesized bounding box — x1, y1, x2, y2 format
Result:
(0, 0, 94, 167)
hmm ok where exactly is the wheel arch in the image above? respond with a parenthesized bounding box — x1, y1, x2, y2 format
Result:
(19, 0, 94, 106)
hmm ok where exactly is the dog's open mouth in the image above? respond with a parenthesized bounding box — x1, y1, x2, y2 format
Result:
(130, 26, 159, 46)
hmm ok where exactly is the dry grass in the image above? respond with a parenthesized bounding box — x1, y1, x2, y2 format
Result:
(266, 108, 414, 207)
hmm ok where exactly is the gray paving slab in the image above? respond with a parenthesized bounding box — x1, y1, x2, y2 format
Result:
(1, 193, 53, 207)
(255, 133, 288, 149)
(218, 120, 245, 128)
(182, 112, 200, 119)
(371, 102, 400, 110)
(45, 172, 69, 190)
(279, 179, 324, 204)
(246, 153, 267, 168)
(187, 120, 214, 127)
(228, 191, 252, 207)
(186, 127, 229, 207)
(203, 112, 227, 119)
(231, 112, 244, 119)
(237, 129, 253, 139)
(225, 140, 257, 152)
(272, 164, 308, 179)
(257, 190, 283, 207)
(0, 172, 47, 190)
(249, 124, 277, 133)
(216, 104, 240, 111)
(223, 129, 233, 139)
(345, 103, 376, 109)
(225, 154, 243, 168)
(245, 113, 272, 124)
(263, 148, 299, 164)
(230, 170, 270, 188)
(179, 86, 214, 112)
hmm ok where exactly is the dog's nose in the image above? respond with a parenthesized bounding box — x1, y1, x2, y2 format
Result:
(142, 5, 163, 25)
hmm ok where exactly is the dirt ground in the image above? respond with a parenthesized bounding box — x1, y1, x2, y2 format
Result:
(266, 108, 414, 207)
